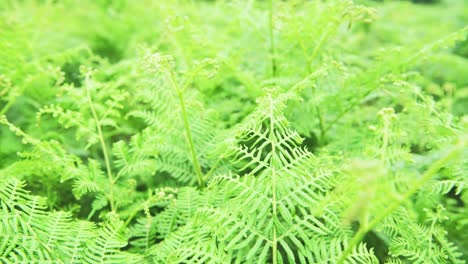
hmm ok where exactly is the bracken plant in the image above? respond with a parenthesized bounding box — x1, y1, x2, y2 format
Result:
(0, 0, 467, 263)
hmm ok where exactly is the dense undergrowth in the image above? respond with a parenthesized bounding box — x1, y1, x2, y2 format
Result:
(0, 0, 467, 263)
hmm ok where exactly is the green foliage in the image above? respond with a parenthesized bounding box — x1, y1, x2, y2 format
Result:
(0, 178, 142, 263)
(1, 0, 467, 263)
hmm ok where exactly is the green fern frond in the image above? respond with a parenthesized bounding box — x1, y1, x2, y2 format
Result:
(83, 218, 142, 264)
(149, 89, 345, 263)
(128, 56, 221, 186)
(345, 243, 380, 264)
(0, 178, 142, 263)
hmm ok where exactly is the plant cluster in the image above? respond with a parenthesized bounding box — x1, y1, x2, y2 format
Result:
(0, 0, 467, 263)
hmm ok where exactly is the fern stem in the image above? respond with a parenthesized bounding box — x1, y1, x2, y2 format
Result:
(296, 29, 328, 142)
(0, 99, 15, 115)
(380, 113, 392, 164)
(85, 77, 116, 212)
(316, 106, 326, 142)
(268, 94, 278, 264)
(312, 78, 326, 143)
(269, 0, 277, 78)
(167, 70, 205, 189)
(308, 28, 330, 67)
(323, 86, 375, 136)
(336, 139, 465, 264)
(202, 157, 222, 182)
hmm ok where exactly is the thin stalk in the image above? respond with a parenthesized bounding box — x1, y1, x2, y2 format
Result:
(308, 28, 331, 67)
(336, 140, 465, 264)
(202, 157, 222, 182)
(294, 27, 329, 142)
(427, 214, 437, 257)
(315, 106, 326, 142)
(166, 70, 205, 189)
(269, 94, 278, 264)
(310, 30, 332, 143)
(308, 67, 327, 143)
(323, 87, 374, 136)
(85, 78, 116, 212)
(0, 99, 15, 115)
(300, 63, 326, 143)
(269, 0, 277, 78)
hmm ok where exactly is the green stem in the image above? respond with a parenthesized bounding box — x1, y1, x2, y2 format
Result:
(315, 103, 326, 144)
(85, 77, 116, 212)
(294, 27, 329, 143)
(268, 94, 278, 264)
(336, 140, 465, 264)
(167, 70, 205, 189)
(308, 28, 330, 67)
(0, 99, 15, 115)
(323, 86, 375, 136)
(202, 157, 222, 182)
(309, 30, 333, 143)
(305, 67, 326, 144)
(269, 0, 277, 78)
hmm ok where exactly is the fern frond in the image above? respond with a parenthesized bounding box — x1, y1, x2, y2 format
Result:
(0, 178, 142, 263)
(83, 218, 142, 264)
(345, 243, 380, 264)
(128, 61, 221, 185)
(149, 89, 345, 263)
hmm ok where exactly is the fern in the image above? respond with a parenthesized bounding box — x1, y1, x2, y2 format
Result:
(0, 0, 467, 263)
(148, 88, 466, 263)
(0, 178, 142, 263)
(128, 51, 222, 186)
(149, 89, 349, 263)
